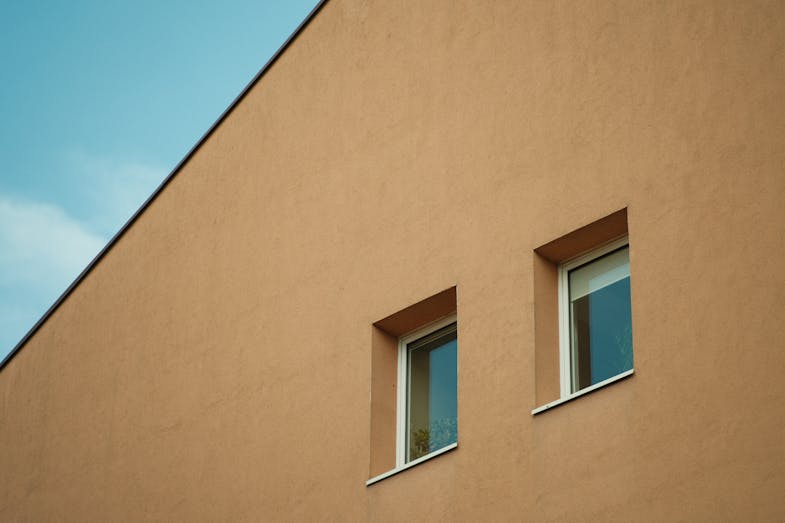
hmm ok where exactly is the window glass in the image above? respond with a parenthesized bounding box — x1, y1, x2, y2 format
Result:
(406, 323, 457, 462)
(569, 247, 633, 391)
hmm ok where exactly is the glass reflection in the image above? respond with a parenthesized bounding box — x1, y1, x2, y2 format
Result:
(569, 247, 633, 391)
(407, 324, 457, 462)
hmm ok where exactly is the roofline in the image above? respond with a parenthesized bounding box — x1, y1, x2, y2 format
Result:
(0, 0, 330, 372)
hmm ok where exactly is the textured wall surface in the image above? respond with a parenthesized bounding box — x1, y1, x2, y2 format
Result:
(2, 1, 785, 521)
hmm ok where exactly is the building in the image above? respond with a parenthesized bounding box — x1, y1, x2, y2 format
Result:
(2, 1, 784, 520)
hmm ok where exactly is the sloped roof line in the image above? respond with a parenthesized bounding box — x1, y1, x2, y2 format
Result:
(0, 0, 330, 372)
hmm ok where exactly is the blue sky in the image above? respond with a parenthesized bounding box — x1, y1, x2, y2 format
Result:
(0, 0, 320, 362)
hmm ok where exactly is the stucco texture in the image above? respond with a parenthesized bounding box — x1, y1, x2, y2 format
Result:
(2, 1, 785, 521)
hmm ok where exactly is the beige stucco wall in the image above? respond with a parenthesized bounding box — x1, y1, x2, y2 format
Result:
(2, 1, 785, 520)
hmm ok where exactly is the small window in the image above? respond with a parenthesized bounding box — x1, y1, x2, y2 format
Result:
(396, 315, 457, 466)
(559, 237, 633, 397)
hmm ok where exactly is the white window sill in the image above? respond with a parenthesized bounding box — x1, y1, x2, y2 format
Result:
(531, 369, 634, 415)
(366, 442, 458, 486)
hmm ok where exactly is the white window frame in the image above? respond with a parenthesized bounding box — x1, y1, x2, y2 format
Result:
(557, 236, 632, 398)
(395, 314, 458, 469)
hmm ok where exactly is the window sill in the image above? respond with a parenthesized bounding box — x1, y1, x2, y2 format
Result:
(531, 369, 634, 415)
(366, 442, 458, 486)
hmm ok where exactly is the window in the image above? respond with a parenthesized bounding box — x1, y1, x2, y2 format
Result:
(532, 210, 632, 414)
(558, 237, 633, 397)
(396, 315, 457, 467)
(368, 287, 457, 484)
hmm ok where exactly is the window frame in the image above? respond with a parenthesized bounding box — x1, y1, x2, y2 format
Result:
(557, 236, 631, 398)
(395, 313, 458, 469)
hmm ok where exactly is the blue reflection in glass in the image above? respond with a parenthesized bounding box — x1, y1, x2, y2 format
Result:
(427, 338, 457, 452)
(408, 326, 457, 460)
(588, 277, 633, 384)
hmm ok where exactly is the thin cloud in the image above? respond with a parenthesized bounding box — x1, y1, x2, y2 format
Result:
(65, 150, 166, 237)
(0, 196, 107, 357)
(0, 153, 166, 359)
(0, 197, 106, 291)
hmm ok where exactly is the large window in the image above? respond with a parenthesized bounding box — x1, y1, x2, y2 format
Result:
(397, 316, 457, 466)
(559, 237, 633, 397)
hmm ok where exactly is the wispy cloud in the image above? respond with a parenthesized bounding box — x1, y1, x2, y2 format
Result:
(0, 153, 166, 360)
(0, 197, 105, 291)
(65, 151, 166, 237)
(0, 196, 106, 358)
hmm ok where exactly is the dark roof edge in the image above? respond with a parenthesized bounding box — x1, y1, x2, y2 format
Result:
(0, 0, 329, 372)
